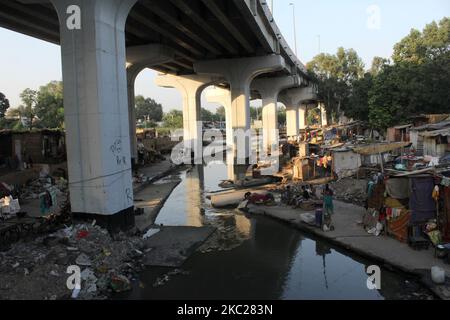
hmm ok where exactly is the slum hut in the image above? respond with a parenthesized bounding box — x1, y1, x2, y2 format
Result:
(330, 148, 362, 179)
(386, 124, 412, 143)
(410, 114, 450, 128)
(365, 168, 450, 248)
(419, 128, 450, 158)
(351, 142, 411, 173)
(0, 129, 66, 170)
(409, 120, 450, 156)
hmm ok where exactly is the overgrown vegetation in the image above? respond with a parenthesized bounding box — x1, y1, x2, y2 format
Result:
(307, 18, 450, 130)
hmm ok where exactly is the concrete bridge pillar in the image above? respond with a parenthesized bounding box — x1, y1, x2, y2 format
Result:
(195, 55, 286, 181)
(298, 105, 307, 130)
(126, 45, 175, 165)
(319, 102, 328, 127)
(205, 87, 232, 150)
(280, 86, 318, 140)
(50, 0, 138, 230)
(204, 87, 235, 180)
(252, 76, 300, 155)
(286, 106, 300, 139)
(155, 74, 222, 164)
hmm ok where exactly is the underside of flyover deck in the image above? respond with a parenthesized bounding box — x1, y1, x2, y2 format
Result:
(0, 0, 308, 80)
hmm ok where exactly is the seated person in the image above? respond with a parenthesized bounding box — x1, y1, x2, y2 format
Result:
(244, 192, 274, 205)
(301, 185, 310, 200)
(281, 186, 292, 204)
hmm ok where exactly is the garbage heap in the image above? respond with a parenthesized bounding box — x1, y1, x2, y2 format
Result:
(0, 222, 147, 300)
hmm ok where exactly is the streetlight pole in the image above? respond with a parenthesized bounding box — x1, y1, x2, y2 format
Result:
(289, 3, 297, 56)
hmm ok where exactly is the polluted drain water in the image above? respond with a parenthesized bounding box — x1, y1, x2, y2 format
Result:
(116, 162, 434, 300)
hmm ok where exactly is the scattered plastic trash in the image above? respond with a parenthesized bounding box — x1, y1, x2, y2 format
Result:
(76, 230, 89, 239)
(110, 275, 131, 293)
(431, 266, 446, 284)
(143, 228, 160, 240)
(49, 270, 59, 277)
(75, 253, 92, 266)
(71, 288, 81, 299)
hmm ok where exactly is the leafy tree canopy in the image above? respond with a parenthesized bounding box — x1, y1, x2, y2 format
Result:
(135, 95, 163, 122)
(162, 109, 183, 128)
(35, 81, 64, 128)
(0, 92, 10, 118)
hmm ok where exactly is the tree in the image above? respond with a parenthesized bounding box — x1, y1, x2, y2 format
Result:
(250, 106, 262, 121)
(135, 95, 163, 122)
(0, 92, 10, 118)
(162, 109, 183, 128)
(307, 47, 365, 121)
(215, 106, 225, 121)
(35, 81, 64, 128)
(201, 108, 215, 121)
(392, 18, 450, 65)
(367, 17, 450, 129)
(277, 105, 286, 126)
(346, 73, 373, 122)
(18, 88, 37, 129)
(370, 56, 390, 76)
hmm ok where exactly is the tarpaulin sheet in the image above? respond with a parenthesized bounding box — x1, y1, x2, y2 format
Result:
(368, 183, 385, 210)
(409, 177, 436, 223)
(385, 178, 410, 199)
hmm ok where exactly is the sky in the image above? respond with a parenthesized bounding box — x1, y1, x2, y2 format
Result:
(0, 0, 449, 111)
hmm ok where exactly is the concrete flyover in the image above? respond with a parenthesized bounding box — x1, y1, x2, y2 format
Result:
(0, 0, 318, 230)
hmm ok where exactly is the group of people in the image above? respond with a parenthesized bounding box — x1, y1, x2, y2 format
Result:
(282, 183, 335, 231)
(281, 185, 312, 207)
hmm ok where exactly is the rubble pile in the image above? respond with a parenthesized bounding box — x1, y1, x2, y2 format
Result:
(329, 177, 368, 206)
(0, 222, 147, 300)
(20, 176, 68, 202)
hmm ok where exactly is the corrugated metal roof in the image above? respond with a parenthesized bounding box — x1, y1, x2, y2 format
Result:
(419, 128, 450, 137)
(411, 120, 450, 131)
(393, 124, 412, 129)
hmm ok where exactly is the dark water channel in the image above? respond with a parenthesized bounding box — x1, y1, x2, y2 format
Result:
(121, 162, 433, 300)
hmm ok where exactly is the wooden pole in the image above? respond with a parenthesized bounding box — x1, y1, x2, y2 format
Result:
(379, 152, 384, 173)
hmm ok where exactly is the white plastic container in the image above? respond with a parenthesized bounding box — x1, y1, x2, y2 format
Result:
(431, 266, 446, 284)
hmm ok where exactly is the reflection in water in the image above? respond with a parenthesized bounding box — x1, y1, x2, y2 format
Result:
(184, 165, 204, 227)
(132, 162, 433, 300)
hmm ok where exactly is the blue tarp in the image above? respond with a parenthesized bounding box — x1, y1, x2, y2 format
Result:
(409, 177, 436, 223)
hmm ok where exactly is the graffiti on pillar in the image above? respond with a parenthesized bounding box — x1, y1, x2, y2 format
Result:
(125, 188, 133, 205)
(110, 139, 127, 166)
(66, 5, 81, 30)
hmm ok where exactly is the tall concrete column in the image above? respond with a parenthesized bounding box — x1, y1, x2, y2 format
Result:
(155, 74, 222, 164)
(298, 105, 307, 130)
(252, 76, 299, 154)
(285, 105, 299, 138)
(126, 45, 175, 165)
(50, 0, 138, 230)
(205, 87, 232, 150)
(204, 87, 237, 180)
(280, 86, 318, 140)
(319, 102, 328, 127)
(195, 55, 286, 181)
